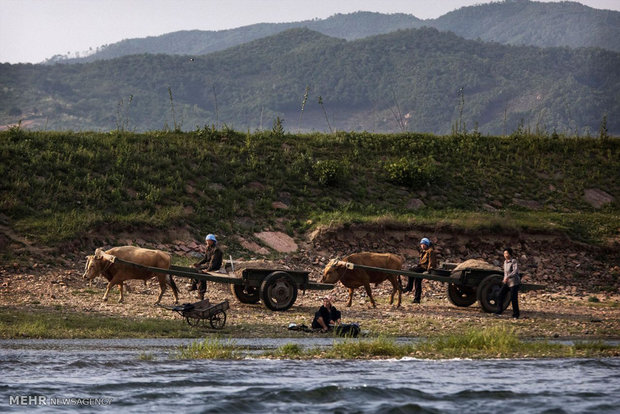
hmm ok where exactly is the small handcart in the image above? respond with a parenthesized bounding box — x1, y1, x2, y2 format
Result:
(169, 299, 229, 329)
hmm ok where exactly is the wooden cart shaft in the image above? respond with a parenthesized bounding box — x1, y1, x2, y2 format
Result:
(104, 256, 333, 290)
(334, 260, 544, 291)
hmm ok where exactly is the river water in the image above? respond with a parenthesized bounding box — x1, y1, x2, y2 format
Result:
(1, 338, 619, 413)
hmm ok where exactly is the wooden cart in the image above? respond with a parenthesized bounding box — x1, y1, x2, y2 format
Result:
(99, 255, 333, 311)
(332, 260, 545, 313)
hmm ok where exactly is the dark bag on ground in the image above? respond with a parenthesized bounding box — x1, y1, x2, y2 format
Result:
(288, 323, 312, 332)
(335, 323, 360, 337)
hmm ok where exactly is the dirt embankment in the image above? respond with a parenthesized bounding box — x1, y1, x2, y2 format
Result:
(1, 223, 619, 338)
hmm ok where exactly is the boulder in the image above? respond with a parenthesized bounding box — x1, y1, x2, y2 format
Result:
(584, 188, 614, 209)
(407, 198, 425, 210)
(236, 237, 270, 255)
(254, 231, 298, 253)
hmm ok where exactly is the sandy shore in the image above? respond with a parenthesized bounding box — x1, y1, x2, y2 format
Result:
(1, 264, 618, 340)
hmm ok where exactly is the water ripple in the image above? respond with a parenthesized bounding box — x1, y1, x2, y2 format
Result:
(1, 340, 619, 413)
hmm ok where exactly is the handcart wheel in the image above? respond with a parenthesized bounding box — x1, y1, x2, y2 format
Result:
(209, 310, 227, 329)
(186, 316, 202, 327)
(260, 271, 298, 311)
(476, 274, 511, 313)
(447, 283, 477, 307)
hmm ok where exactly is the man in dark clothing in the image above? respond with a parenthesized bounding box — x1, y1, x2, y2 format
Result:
(403, 237, 438, 303)
(189, 234, 223, 300)
(495, 247, 521, 319)
(312, 296, 341, 332)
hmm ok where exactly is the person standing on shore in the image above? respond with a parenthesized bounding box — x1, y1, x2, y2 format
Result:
(495, 248, 520, 319)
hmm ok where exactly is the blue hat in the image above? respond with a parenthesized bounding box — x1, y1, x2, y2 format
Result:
(205, 234, 217, 243)
(420, 237, 431, 246)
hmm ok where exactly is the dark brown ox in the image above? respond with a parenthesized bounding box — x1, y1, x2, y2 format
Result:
(83, 246, 179, 304)
(320, 252, 403, 308)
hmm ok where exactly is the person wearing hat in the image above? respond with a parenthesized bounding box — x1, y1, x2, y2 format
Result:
(403, 237, 437, 303)
(189, 234, 223, 300)
(312, 295, 341, 332)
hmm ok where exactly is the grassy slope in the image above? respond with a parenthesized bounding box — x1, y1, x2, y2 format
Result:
(0, 128, 618, 253)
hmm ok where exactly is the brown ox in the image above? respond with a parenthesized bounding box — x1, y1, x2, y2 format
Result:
(320, 252, 403, 308)
(83, 246, 179, 304)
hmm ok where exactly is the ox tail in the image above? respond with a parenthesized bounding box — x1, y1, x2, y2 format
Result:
(167, 274, 179, 296)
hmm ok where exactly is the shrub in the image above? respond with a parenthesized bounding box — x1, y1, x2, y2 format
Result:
(313, 159, 343, 186)
(385, 156, 438, 187)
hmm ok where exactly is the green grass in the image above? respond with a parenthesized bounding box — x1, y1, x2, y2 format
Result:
(325, 336, 414, 359)
(138, 352, 155, 361)
(415, 326, 522, 357)
(271, 343, 304, 358)
(2, 306, 618, 359)
(237, 328, 620, 360)
(175, 337, 243, 359)
(1, 129, 618, 253)
(413, 326, 620, 359)
(0, 307, 203, 339)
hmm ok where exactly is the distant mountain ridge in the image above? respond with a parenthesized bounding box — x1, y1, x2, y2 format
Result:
(48, 0, 619, 63)
(50, 12, 423, 63)
(4, 26, 618, 135)
(432, 0, 620, 50)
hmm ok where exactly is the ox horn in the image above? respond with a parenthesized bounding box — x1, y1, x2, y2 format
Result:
(336, 260, 355, 269)
(94, 248, 116, 262)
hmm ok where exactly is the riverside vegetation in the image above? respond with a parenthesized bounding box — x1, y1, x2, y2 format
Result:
(175, 327, 620, 360)
(1, 128, 618, 359)
(1, 128, 618, 252)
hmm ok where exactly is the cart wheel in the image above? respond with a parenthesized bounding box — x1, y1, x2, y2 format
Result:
(260, 271, 298, 311)
(476, 274, 511, 313)
(186, 316, 202, 327)
(230, 284, 260, 304)
(209, 310, 227, 329)
(447, 283, 477, 307)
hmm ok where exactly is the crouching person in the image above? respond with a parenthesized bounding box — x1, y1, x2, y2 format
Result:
(312, 296, 341, 332)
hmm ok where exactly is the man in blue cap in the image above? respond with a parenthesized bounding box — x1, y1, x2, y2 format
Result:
(189, 234, 223, 300)
(403, 237, 437, 303)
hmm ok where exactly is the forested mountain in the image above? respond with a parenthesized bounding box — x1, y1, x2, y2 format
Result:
(2, 27, 618, 135)
(432, 0, 620, 51)
(50, 12, 423, 64)
(48, 0, 619, 64)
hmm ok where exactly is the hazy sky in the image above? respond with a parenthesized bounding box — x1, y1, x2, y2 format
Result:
(1, 0, 618, 63)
